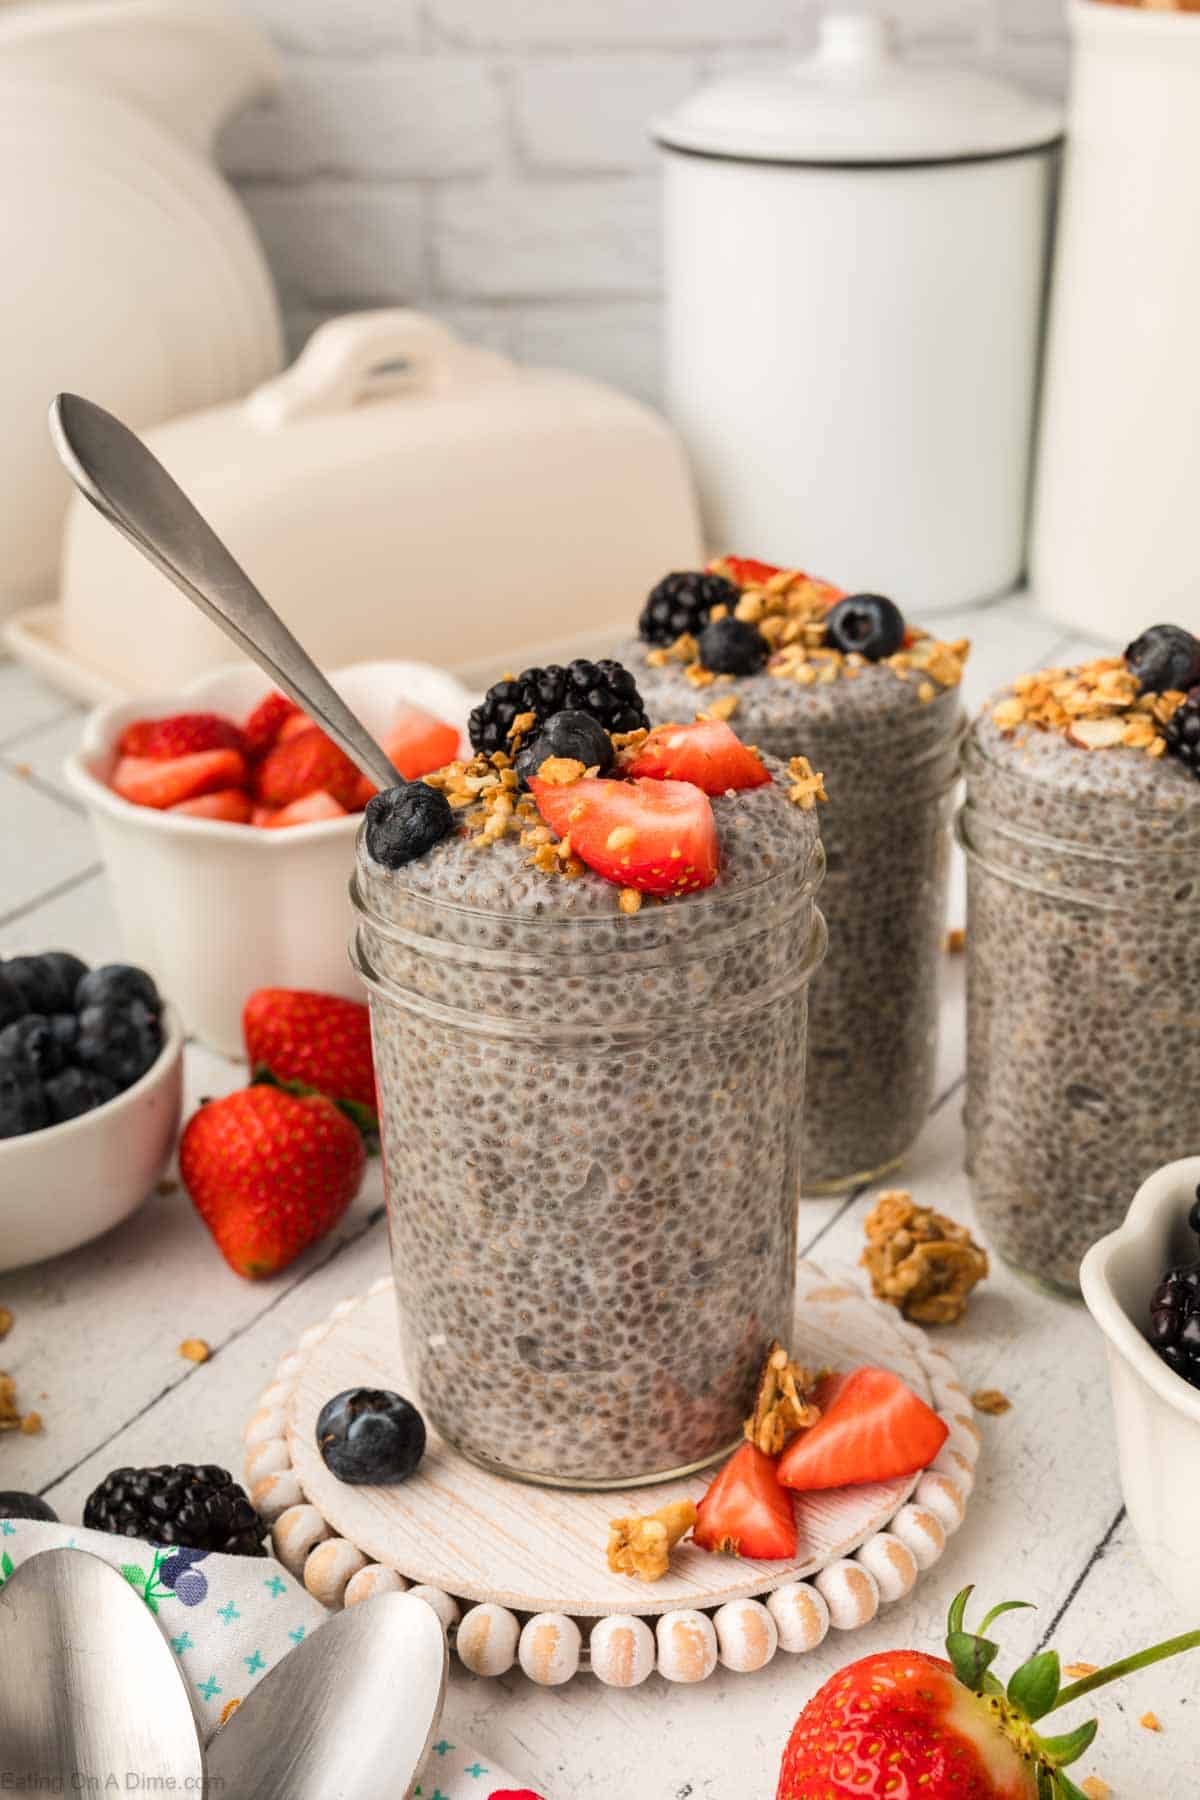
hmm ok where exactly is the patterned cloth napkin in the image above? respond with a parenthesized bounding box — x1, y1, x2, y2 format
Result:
(0, 1517, 543, 1800)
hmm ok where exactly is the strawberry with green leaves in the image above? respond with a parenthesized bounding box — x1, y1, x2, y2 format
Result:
(243, 988, 377, 1124)
(777, 1585, 1200, 1799)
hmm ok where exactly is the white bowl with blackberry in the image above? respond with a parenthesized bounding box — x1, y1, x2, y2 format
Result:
(0, 952, 183, 1272)
(1081, 1155, 1200, 1609)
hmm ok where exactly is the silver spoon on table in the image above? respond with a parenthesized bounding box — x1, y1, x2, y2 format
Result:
(0, 1548, 205, 1792)
(49, 393, 403, 796)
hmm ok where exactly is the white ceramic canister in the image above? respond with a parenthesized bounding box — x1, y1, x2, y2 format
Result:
(656, 12, 1062, 612)
(1030, 1, 1200, 641)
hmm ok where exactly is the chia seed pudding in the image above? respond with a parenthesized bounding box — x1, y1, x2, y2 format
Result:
(618, 563, 968, 1191)
(961, 647, 1200, 1294)
(352, 746, 826, 1488)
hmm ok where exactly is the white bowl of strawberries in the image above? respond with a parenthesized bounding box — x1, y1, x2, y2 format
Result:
(65, 661, 474, 1056)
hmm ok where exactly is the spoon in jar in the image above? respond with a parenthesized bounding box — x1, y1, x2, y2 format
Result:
(49, 393, 402, 795)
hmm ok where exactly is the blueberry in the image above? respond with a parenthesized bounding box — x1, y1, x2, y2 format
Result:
(0, 1065, 48, 1139)
(0, 1016, 65, 1082)
(316, 1387, 426, 1485)
(1124, 624, 1200, 695)
(697, 615, 769, 676)
(45, 1066, 119, 1124)
(825, 593, 907, 661)
(364, 783, 454, 870)
(4, 952, 89, 1016)
(514, 709, 615, 784)
(75, 1000, 162, 1089)
(74, 963, 160, 1014)
(0, 968, 25, 1031)
(47, 1013, 79, 1056)
(0, 1492, 57, 1523)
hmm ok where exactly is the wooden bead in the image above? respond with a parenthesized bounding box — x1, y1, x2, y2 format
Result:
(368, 1275, 393, 1297)
(939, 1409, 983, 1464)
(329, 1297, 360, 1320)
(767, 1582, 830, 1654)
(243, 1405, 286, 1450)
(344, 1564, 408, 1608)
(655, 1609, 718, 1684)
(932, 1375, 971, 1414)
(271, 1504, 331, 1577)
(304, 1537, 367, 1609)
(258, 1380, 293, 1412)
(244, 1438, 290, 1487)
(931, 1443, 976, 1496)
(856, 1532, 918, 1603)
(274, 1349, 305, 1384)
(890, 1503, 946, 1569)
(519, 1613, 582, 1686)
(249, 1468, 305, 1522)
(588, 1614, 655, 1688)
(458, 1603, 520, 1678)
(407, 1586, 459, 1632)
(914, 1471, 966, 1534)
(297, 1322, 330, 1353)
(815, 1559, 879, 1630)
(713, 1598, 778, 1673)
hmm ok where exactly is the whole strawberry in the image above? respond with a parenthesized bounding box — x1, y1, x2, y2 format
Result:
(778, 1586, 1200, 1799)
(180, 1086, 365, 1279)
(243, 988, 377, 1122)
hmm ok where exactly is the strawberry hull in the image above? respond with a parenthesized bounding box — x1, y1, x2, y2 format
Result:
(352, 755, 827, 1487)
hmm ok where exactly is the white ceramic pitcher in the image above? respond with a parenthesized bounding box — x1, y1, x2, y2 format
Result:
(0, 0, 284, 621)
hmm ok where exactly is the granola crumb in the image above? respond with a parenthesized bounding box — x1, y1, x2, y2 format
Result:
(618, 887, 643, 916)
(1081, 1777, 1111, 1799)
(744, 1340, 821, 1456)
(179, 1338, 211, 1364)
(861, 1190, 989, 1325)
(1064, 1662, 1099, 1679)
(786, 754, 828, 811)
(698, 692, 739, 722)
(155, 1178, 179, 1198)
(945, 927, 967, 954)
(1140, 1712, 1163, 1732)
(20, 1410, 42, 1436)
(971, 1388, 1012, 1417)
(536, 756, 586, 786)
(607, 1498, 698, 1582)
(0, 1307, 12, 1341)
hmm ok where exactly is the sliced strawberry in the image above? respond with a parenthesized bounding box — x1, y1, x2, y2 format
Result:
(709, 555, 784, 588)
(624, 719, 770, 795)
(530, 775, 718, 895)
(119, 711, 245, 760)
(255, 726, 362, 810)
(276, 708, 315, 744)
(256, 790, 347, 828)
(111, 749, 248, 810)
(384, 705, 461, 781)
(694, 1442, 797, 1560)
(168, 787, 252, 823)
(243, 691, 301, 759)
(349, 772, 379, 812)
(777, 1366, 948, 1493)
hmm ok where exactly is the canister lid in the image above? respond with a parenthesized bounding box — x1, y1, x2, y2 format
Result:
(654, 11, 1063, 166)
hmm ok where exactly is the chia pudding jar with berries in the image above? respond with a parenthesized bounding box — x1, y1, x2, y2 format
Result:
(961, 625, 1200, 1295)
(350, 658, 827, 1488)
(618, 561, 969, 1192)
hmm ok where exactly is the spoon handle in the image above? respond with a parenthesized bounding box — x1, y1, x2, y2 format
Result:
(50, 393, 402, 794)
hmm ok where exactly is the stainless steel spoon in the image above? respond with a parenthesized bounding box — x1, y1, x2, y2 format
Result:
(0, 1547, 205, 1790)
(49, 392, 402, 794)
(205, 1589, 448, 1800)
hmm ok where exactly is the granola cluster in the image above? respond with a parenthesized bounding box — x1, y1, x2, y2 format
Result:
(422, 741, 589, 878)
(607, 1498, 697, 1582)
(991, 657, 1186, 758)
(861, 1190, 989, 1326)
(0, 1307, 40, 1436)
(646, 561, 969, 700)
(743, 1340, 821, 1456)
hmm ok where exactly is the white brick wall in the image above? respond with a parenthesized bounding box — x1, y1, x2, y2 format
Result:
(220, 0, 1069, 387)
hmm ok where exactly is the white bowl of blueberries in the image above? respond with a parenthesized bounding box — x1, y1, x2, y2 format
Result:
(1082, 1155, 1200, 1610)
(0, 951, 183, 1272)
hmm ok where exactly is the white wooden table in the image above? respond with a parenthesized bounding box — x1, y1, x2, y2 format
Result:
(1, 597, 1193, 1800)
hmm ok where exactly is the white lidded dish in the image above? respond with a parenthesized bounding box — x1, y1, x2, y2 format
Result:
(1081, 1156, 1200, 1611)
(9, 309, 704, 704)
(656, 11, 1063, 612)
(64, 659, 476, 1057)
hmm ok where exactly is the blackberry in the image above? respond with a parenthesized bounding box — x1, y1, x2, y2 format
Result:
(697, 615, 769, 676)
(638, 570, 740, 646)
(468, 659, 648, 756)
(1125, 624, 1200, 695)
(83, 1463, 266, 1556)
(1148, 1191, 1200, 1390)
(1164, 686, 1200, 780)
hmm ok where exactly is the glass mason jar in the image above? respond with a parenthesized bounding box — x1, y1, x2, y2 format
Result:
(960, 719, 1200, 1295)
(350, 826, 826, 1489)
(747, 688, 965, 1192)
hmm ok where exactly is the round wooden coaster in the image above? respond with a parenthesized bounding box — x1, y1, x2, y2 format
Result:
(244, 1261, 980, 1686)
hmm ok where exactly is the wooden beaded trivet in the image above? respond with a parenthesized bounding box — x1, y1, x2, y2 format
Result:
(243, 1260, 978, 1687)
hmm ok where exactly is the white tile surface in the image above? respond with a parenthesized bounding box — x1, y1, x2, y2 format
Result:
(0, 604, 1191, 1799)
